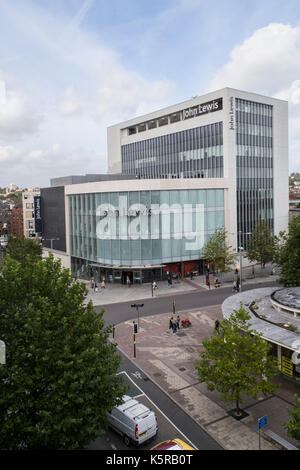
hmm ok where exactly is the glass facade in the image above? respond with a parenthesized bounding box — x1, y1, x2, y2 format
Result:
(122, 122, 223, 179)
(235, 99, 273, 248)
(69, 189, 225, 267)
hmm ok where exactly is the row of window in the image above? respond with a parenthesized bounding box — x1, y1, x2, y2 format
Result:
(122, 123, 224, 179)
(235, 98, 273, 247)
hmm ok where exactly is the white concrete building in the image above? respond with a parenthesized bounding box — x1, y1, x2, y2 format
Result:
(108, 87, 289, 250)
(41, 88, 289, 282)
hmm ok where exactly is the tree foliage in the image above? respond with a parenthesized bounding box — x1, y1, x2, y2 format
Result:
(285, 395, 300, 443)
(5, 235, 42, 266)
(201, 227, 235, 273)
(195, 304, 279, 415)
(0, 254, 126, 449)
(273, 215, 300, 286)
(246, 221, 275, 268)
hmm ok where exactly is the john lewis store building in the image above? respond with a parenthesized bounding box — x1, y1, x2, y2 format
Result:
(42, 88, 288, 282)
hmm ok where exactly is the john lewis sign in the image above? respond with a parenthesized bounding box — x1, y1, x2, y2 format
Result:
(182, 98, 222, 120)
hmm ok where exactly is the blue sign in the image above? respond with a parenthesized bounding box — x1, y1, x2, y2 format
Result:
(258, 415, 268, 430)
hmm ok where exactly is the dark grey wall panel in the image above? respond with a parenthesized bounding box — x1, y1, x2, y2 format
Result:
(40, 186, 66, 252)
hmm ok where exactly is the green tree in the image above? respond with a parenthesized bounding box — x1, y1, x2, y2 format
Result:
(195, 304, 279, 416)
(274, 214, 300, 286)
(5, 235, 42, 266)
(246, 221, 274, 269)
(285, 395, 300, 444)
(202, 227, 235, 273)
(0, 254, 126, 449)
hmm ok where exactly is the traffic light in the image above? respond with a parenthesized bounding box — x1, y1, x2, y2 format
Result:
(133, 322, 138, 334)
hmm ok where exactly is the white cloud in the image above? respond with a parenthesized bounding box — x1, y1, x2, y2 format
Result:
(0, 145, 20, 163)
(207, 22, 300, 171)
(59, 87, 85, 116)
(0, 78, 41, 140)
(208, 23, 300, 96)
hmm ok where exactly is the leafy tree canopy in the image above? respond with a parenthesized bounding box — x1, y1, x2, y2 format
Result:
(285, 394, 300, 443)
(5, 235, 42, 266)
(201, 227, 235, 273)
(195, 304, 279, 415)
(0, 254, 126, 449)
(274, 214, 300, 287)
(246, 221, 275, 268)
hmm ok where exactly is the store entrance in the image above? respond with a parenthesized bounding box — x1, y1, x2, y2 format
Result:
(121, 271, 133, 285)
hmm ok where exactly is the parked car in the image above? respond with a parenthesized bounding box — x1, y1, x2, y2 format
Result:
(150, 438, 195, 450)
(107, 395, 158, 446)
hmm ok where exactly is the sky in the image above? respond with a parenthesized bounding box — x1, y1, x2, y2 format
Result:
(1, 0, 300, 188)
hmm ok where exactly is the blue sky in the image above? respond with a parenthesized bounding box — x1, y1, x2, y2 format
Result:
(0, 0, 300, 187)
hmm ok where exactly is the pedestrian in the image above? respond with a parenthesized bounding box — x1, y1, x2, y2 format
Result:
(169, 316, 174, 330)
(207, 279, 210, 289)
(236, 277, 240, 292)
(233, 280, 237, 292)
(252, 265, 255, 278)
(94, 281, 98, 292)
(176, 315, 180, 330)
(151, 282, 154, 297)
(172, 320, 177, 333)
(126, 275, 131, 288)
(215, 319, 220, 333)
(101, 279, 105, 289)
(91, 278, 94, 289)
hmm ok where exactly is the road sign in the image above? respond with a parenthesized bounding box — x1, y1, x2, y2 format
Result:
(258, 415, 267, 430)
(258, 415, 268, 450)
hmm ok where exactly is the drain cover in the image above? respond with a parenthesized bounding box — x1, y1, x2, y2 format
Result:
(153, 372, 161, 377)
(179, 367, 186, 371)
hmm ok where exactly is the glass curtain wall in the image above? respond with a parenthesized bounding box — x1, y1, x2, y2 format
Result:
(69, 189, 225, 266)
(121, 122, 223, 179)
(235, 99, 273, 248)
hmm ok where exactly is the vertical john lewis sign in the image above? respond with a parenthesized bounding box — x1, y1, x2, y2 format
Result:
(34, 196, 42, 233)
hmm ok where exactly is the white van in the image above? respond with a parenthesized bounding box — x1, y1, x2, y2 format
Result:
(107, 395, 158, 446)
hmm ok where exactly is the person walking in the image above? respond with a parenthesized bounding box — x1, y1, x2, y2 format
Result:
(94, 281, 98, 293)
(233, 280, 237, 292)
(176, 315, 180, 330)
(169, 316, 174, 330)
(101, 279, 106, 289)
(91, 278, 94, 290)
(214, 319, 220, 333)
(126, 275, 131, 288)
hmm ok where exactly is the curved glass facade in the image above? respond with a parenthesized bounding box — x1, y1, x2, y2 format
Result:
(69, 189, 225, 266)
(122, 122, 223, 179)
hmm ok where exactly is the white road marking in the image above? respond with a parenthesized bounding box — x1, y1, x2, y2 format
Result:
(116, 370, 198, 450)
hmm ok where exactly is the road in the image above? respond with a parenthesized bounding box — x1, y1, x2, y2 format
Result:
(89, 351, 222, 451)
(96, 281, 280, 327)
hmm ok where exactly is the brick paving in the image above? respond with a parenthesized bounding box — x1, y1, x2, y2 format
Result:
(111, 305, 300, 451)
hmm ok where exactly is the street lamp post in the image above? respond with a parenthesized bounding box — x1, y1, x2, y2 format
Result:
(131, 303, 144, 328)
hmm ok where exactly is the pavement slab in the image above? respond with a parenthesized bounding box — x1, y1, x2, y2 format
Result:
(111, 303, 300, 451)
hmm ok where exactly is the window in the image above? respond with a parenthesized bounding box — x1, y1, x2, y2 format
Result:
(138, 123, 146, 132)
(158, 116, 168, 127)
(148, 120, 157, 130)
